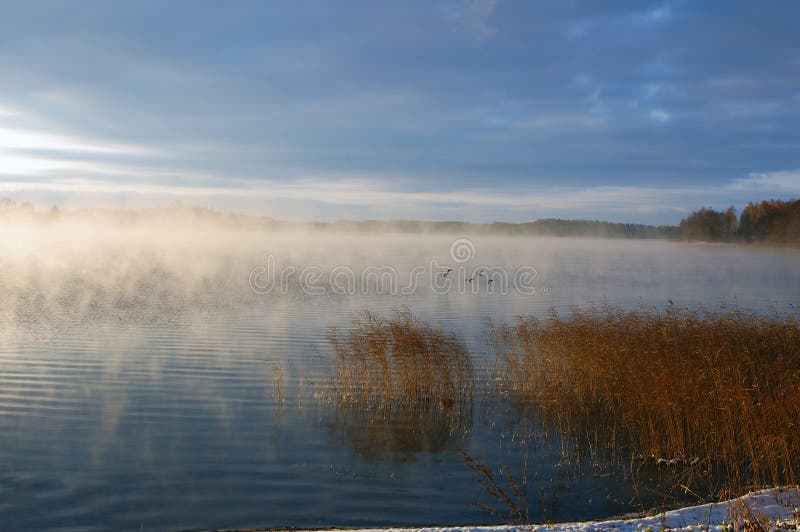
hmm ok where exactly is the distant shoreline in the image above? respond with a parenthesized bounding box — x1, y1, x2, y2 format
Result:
(3, 199, 799, 245)
(0, 201, 678, 240)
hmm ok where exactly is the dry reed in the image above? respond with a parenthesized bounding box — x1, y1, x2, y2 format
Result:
(329, 308, 474, 409)
(489, 305, 800, 501)
(322, 308, 474, 457)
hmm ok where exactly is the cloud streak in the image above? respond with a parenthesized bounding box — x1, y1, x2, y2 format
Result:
(3, 170, 796, 223)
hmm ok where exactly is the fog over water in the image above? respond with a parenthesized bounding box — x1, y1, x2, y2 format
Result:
(1, 216, 799, 530)
(2, 1, 799, 528)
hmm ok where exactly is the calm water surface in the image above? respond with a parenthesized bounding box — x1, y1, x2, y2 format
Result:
(1, 230, 798, 530)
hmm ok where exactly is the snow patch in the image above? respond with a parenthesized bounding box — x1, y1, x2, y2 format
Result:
(308, 488, 799, 532)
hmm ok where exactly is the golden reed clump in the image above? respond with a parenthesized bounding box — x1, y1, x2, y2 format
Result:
(490, 306, 800, 499)
(323, 309, 474, 458)
(328, 308, 474, 409)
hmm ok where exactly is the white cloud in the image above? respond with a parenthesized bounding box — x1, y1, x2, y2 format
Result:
(731, 170, 800, 193)
(649, 108, 670, 123)
(0, 102, 163, 176)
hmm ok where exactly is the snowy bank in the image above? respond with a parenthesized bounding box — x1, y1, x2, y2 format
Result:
(517, 487, 800, 531)
(257, 488, 799, 532)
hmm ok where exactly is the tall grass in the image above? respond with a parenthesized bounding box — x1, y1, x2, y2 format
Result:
(490, 305, 800, 500)
(323, 308, 474, 457)
(305, 305, 799, 512)
(329, 308, 474, 409)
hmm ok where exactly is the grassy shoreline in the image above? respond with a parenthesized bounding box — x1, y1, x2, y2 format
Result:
(488, 306, 800, 503)
(303, 306, 800, 520)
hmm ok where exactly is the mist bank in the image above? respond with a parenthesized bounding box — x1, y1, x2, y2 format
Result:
(0, 199, 678, 239)
(7, 197, 800, 242)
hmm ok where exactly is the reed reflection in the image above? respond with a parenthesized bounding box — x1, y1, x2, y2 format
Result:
(320, 309, 474, 459)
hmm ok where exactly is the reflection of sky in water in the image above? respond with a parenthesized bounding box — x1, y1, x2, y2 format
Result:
(1, 230, 799, 530)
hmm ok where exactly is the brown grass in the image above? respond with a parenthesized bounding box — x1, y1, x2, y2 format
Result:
(459, 449, 529, 523)
(320, 308, 475, 458)
(489, 305, 800, 500)
(329, 308, 474, 409)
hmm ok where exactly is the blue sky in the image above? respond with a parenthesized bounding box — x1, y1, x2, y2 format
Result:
(0, 1, 798, 223)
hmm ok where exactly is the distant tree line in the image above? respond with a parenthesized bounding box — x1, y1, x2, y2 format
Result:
(500, 218, 678, 239)
(318, 218, 678, 238)
(678, 199, 800, 243)
(0, 198, 679, 239)
(13, 196, 800, 242)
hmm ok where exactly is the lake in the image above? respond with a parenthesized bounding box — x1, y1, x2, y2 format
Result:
(1, 227, 799, 530)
